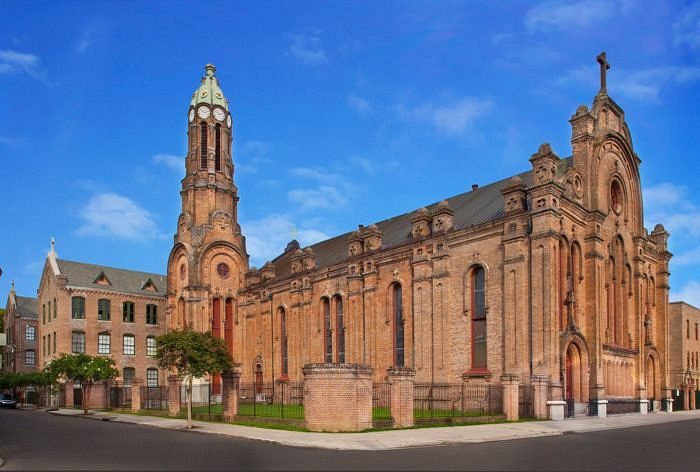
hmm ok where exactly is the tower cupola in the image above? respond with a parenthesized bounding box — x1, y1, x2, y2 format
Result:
(190, 63, 230, 112)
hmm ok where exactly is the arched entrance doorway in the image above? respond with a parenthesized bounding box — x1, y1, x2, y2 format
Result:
(563, 339, 589, 417)
(646, 353, 660, 410)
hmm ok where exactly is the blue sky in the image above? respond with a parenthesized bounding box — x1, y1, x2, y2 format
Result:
(1, 0, 700, 306)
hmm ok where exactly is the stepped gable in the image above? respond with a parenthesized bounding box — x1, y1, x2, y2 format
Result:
(268, 157, 572, 280)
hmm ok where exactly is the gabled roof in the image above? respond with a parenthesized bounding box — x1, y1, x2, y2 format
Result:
(268, 158, 572, 280)
(56, 259, 166, 298)
(15, 296, 38, 319)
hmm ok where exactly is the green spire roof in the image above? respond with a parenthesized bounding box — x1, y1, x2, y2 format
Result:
(190, 64, 229, 111)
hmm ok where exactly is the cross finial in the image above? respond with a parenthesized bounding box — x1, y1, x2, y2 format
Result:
(596, 51, 611, 95)
(11, 280, 15, 292)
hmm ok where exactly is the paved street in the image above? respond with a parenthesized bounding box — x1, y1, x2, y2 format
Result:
(1, 409, 698, 471)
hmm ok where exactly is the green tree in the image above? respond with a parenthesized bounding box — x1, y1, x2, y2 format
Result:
(0, 308, 5, 332)
(155, 329, 233, 428)
(45, 353, 118, 414)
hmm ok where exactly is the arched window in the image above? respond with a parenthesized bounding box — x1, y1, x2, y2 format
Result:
(225, 298, 234, 355)
(212, 298, 221, 339)
(392, 284, 404, 367)
(558, 238, 570, 330)
(178, 297, 185, 329)
(334, 296, 345, 363)
(279, 308, 288, 376)
(471, 266, 487, 370)
(200, 122, 207, 169)
(215, 124, 221, 171)
(322, 298, 332, 362)
(571, 242, 582, 326)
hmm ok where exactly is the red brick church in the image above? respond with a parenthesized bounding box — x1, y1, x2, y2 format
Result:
(167, 54, 672, 417)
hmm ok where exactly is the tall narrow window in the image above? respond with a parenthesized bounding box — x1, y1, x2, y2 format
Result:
(123, 367, 135, 386)
(146, 336, 157, 357)
(25, 325, 35, 341)
(71, 331, 85, 353)
(53, 331, 56, 353)
(25, 350, 35, 366)
(123, 302, 135, 323)
(280, 308, 288, 376)
(146, 368, 158, 387)
(335, 296, 345, 363)
(146, 304, 158, 325)
(71, 297, 85, 319)
(48, 301, 51, 323)
(123, 334, 135, 356)
(42, 304, 45, 324)
(54, 298, 57, 318)
(471, 267, 487, 370)
(212, 298, 221, 338)
(98, 299, 111, 321)
(393, 284, 405, 367)
(215, 124, 221, 171)
(323, 298, 332, 362)
(200, 122, 208, 169)
(688, 320, 691, 339)
(98, 333, 111, 355)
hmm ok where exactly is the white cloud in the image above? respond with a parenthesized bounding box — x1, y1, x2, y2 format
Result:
(674, 246, 700, 266)
(241, 213, 330, 267)
(671, 280, 700, 308)
(152, 153, 184, 172)
(287, 166, 360, 211)
(235, 140, 272, 174)
(0, 136, 22, 147)
(288, 32, 328, 66)
(76, 192, 160, 241)
(555, 65, 700, 103)
(674, 2, 700, 52)
(0, 49, 41, 78)
(644, 183, 700, 240)
(288, 186, 348, 211)
(347, 93, 372, 115)
(397, 96, 492, 136)
(77, 26, 95, 53)
(349, 155, 398, 176)
(525, 0, 615, 32)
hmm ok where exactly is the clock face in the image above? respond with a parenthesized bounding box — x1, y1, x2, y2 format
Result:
(226, 114, 232, 128)
(197, 106, 210, 119)
(188, 109, 195, 123)
(213, 108, 225, 122)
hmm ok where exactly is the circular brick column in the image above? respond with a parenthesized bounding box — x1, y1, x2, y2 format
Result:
(302, 363, 373, 432)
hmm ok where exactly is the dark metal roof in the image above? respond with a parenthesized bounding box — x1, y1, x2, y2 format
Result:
(15, 296, 38, 319)
(269, 158, 572, 280)
(56, 259, 166, 298)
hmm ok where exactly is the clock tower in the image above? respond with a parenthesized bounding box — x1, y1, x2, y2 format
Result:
(167, 64, 248, 357)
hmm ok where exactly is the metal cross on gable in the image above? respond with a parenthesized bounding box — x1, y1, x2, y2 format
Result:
(596, 51, 611, 95)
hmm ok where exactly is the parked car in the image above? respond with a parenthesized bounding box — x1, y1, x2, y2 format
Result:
(0, 394, 17, 409)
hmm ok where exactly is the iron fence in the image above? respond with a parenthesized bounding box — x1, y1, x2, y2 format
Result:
(372, 382, 392, 420)
(238, 381, 304, 419)
(414, 383, 503, 418)
(109, 386, 132, 409)
(141, 386, 169, 410)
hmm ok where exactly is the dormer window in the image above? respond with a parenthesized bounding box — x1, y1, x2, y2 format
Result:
(141, 278, 158, 292)
(93, 272, 112, 286)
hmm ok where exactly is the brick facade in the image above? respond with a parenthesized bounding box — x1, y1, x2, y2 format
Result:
(2, 286, 38, 374)
(36, 243, 167, 387)
(669, 302, 700, 409)
(167, 58, 672, 414)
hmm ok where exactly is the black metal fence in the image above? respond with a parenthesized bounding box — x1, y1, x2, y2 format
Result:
(141, 386, 169, 410)
(237, 382, 304, 419)
(414, 383, 503, 418)
(372, 382, 392, 420)
(518, 384, 535, 418)
(109, 386, 132, 409)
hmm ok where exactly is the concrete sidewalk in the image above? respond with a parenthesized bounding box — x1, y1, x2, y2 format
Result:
(48, 408, 700, 450)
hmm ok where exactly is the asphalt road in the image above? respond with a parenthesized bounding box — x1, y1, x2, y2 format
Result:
(0, 408, 697, 471)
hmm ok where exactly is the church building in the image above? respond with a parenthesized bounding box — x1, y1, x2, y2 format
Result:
(167, 55, 672, 413)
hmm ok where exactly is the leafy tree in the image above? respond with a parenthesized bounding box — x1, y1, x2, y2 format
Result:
(155, 329, 233, 428)
(45, 353, 118, 414)
(0, 308, 5, 332)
